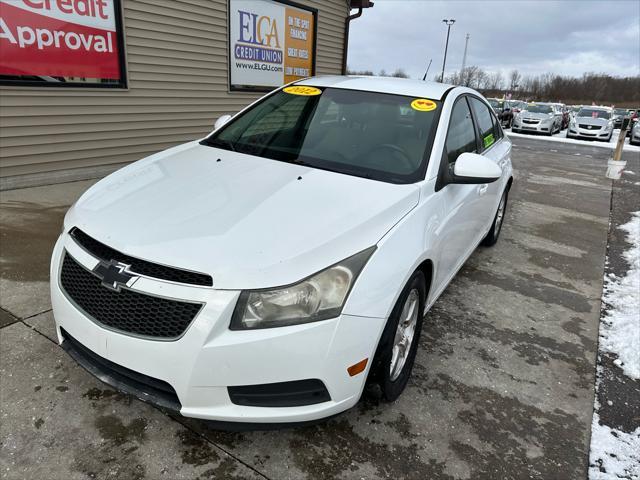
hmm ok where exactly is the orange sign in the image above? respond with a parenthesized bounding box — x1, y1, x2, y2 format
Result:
(283, 7, 314, 84)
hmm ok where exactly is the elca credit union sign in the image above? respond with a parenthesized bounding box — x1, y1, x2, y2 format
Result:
(229, 0, 316, 91)
(0, 0, 125, 87)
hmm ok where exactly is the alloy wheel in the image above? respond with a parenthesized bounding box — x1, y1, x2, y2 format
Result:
(389, 289, 420, 381)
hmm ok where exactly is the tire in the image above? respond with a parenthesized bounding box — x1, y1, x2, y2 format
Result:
(367, 270, 427, 402)
(482, 189, 508, 247)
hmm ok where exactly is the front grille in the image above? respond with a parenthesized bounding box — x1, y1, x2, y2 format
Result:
(70, 228, 213, 287)
(60, 252, 202, 339)
(60, 327, 181, 411)
(579, 124, 601, 130)
(523, 119, 539, 124)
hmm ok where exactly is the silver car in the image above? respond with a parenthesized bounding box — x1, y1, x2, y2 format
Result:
(567, 107, 614, 142)
(512, 103, 560, 136)
(630, 120, 640, 146)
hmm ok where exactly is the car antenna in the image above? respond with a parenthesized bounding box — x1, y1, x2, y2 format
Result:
(422, 59, 432, 81)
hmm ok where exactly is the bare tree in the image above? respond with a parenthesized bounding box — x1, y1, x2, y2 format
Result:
(486, 71, 504, 91)
(390, 68, 409, 78)
(509, 69, 522, 91)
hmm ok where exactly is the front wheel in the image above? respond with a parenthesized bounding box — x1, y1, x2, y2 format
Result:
(367, 271, 426, 402)
(482, 189, 508, 246)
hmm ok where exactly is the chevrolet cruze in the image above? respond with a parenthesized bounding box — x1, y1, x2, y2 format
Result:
(51, 76, 513, 425)
(511, 103, 561, 135)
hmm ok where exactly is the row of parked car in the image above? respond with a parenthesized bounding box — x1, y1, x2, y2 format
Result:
(488, 99, 640, 144)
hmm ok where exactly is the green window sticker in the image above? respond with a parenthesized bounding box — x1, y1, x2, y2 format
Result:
(483, 133, 495, 148)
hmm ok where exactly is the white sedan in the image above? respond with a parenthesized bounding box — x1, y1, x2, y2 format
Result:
(51, 76, 513, 425)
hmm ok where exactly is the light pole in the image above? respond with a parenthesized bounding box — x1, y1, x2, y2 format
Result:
(440, 19, 455, 83)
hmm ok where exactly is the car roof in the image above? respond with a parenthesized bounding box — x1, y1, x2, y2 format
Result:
(295, 75, 455, 100)
(581, 106, 612, 111)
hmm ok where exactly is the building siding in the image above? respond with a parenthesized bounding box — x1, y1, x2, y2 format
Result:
(0, 0, 349, 181)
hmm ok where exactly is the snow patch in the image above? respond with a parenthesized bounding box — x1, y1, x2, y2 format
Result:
(589, 409, 640, 480)
(588, 212, 640, 480)
(507, 129, 640, 153)
(599, 212, 640, 380)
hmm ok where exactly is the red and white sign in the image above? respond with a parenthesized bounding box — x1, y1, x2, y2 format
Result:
(0, 0, 123, 80)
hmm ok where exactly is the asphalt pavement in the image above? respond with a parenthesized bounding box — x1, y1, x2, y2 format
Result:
(1, 137, 638, 480)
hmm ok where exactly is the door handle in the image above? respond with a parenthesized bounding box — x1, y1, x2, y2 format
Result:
(478, 184, 488, 195)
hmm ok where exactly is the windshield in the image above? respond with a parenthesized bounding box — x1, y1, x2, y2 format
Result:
(578, 108, 611, 119)
(202, 87, 441, 183)
(614, 109, 627, 115)
(525, 104, 553, 114)
(488, 99, 503, 109)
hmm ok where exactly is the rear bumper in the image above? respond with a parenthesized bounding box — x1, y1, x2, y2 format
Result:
(51, 233, 385, 423)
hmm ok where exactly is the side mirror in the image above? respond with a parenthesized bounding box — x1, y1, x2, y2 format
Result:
(451, 153, 502, 184)
(214, 114, 232, 131)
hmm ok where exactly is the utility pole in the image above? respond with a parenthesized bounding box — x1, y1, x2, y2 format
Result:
(460, 33, 470, 76)
(440, 19, 455, 82)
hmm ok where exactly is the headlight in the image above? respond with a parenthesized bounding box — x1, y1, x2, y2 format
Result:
(230, 247, 376, 330)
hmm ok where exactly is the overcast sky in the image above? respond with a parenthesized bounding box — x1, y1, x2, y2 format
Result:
(347, 0, 640, 80)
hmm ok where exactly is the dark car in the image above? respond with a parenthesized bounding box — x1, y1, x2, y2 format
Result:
(488, 98, 520, 129)
(612, 108, 629, 129)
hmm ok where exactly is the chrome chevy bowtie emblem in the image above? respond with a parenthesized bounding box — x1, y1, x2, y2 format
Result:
(93, 260, 135, 292)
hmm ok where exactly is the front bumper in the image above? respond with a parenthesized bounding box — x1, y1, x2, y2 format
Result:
(512, 119, 554, 133)
(50, 233, 385, 423)
(567, 125, 611, 140)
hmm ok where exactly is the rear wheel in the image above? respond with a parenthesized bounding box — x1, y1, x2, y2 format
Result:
(367, 271, 426, 402)
(482, 189, 508, 246)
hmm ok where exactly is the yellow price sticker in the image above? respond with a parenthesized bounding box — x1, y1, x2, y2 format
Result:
(411, 98, 437, 112)
(283, 86, 322, 96)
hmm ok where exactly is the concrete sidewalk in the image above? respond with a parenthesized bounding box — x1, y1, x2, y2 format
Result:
(0, 140, 633, 479)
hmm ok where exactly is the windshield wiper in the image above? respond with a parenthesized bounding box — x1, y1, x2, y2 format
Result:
(202, 137, 236, 152)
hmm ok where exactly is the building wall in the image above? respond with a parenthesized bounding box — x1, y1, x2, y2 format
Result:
(0, 0, 348, 183)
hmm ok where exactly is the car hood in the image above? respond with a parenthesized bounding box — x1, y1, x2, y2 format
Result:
(575, 116, 609, 126)
(521, 112, 554, 121)
(66, 142, 420, 289)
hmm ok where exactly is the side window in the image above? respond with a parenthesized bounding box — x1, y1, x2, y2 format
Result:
(491, 113, 503, 140)
(469, 97, 498, 150)
(445, 97, 477, 163)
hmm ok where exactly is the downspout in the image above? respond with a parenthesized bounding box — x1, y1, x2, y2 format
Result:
(342, 8, 363, 75)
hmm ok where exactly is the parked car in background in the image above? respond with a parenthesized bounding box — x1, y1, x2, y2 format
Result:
(512, 103, 561, 135)
(630, 119, 640, 146)
(50, 76, 513, 424)
(569, 106, 582, 119)
(567, 106, 614, 142)
(490, 99, 528, 129)
(626, 110, 638, 137)
(550, 103, 569, 130)
(612, 108, 629, 128)
(488, 98, 514, 128)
